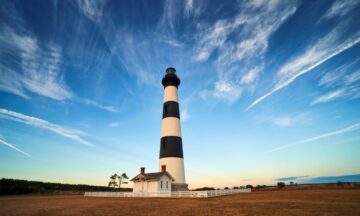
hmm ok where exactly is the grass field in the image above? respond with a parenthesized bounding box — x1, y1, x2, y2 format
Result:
(1, 189, 360, 216)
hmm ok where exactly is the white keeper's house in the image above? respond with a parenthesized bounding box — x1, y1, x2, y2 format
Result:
(131, 166, 174, 193)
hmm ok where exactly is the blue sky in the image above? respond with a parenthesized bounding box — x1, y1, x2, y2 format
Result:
(0, 0, 360, 188)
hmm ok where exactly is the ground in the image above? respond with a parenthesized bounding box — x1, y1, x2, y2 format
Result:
(1, 189, 360, 216)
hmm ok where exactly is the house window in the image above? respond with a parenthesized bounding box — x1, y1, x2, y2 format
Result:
(160, 181, 163, 189)
(166, 181, 168, 189)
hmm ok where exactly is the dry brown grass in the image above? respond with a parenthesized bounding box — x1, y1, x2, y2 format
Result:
(1, 189, 360, 216)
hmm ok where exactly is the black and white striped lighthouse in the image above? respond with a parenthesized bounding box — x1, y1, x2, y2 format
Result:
(159, 67, 188, 191)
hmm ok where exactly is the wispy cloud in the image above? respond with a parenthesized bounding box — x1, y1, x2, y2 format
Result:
(240, 65, 264, 86)
(318, 60, 357, 87)
(0, 109, 94, 146)
(275, 175, 309, 181)
(20, 42, 73, 100)
(162, 0, 202, 29)
(0, 26, 73, 100)
(276, 28, 357, 81)
(184, 0, 194, 17)
(264, 122, 360, 154)
(0, 66, 30, 99)
(344, 70, 360, 84)
(311, 89, 346, 105)
(0, 138, 31, 158)
(213, 80, 242, 103)
(108, 121, 127, 128)
(194, 19, 231, 62)
(272, 117, 295, 127)
(0, 25, 119, 113)
(76, 0, 106, 22)
(164, 39, 184, 48)
(269, 112, 311, 127)
(245, 28, 360, 111)
(321, 0, 359, 20)
(160, 0, 181, 34)
(100, 11, 193, 87)
(194, 0, 298, 102)
(180, 108, 190, 122)
(312, 84, 360, 106)
(101, 30, 158, 85)
(82, 99, 119, 113)
(315, 59, 360, 105)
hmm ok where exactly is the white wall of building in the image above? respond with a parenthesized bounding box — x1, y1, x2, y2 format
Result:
(157, 175, 172, 192)
(133, 180, 147, 193)
(146, 181, 158, 193)
(132, 175, 172, 193)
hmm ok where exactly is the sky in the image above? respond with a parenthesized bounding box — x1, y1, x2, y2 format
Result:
(0, 0, 360, 189)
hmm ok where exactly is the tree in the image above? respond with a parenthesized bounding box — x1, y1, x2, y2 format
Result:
(108, 174, 118, 188)
(117, 173, 129, 188)
(246, 185, 253, 189)
(193, 187, 215, 191)
(255, 185, 266, 190)
(277, 182, 285, 188)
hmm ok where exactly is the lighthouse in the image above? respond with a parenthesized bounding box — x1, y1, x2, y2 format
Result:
(159, 67, 188, 191)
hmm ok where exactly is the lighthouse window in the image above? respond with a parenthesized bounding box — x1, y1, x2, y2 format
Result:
(166, 181, 168, 189)
(161, 181, 163, 189)
(162, 139, 167, 150)
(164, 104, 168, 115)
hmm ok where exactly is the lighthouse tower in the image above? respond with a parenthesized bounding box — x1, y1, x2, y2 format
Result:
(159, 67, 188, 191)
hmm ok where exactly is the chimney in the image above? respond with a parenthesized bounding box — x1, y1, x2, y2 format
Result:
(161, 165, 166, 173)
(140, 167, 145, 175)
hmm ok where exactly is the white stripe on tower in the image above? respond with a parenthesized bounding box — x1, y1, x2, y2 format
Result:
(161, 117, 181, 137)
(159, 67, 187, 191)
(163, 86, 178, 102)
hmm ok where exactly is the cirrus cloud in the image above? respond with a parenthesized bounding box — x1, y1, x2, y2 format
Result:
(0, 108, 94, 147)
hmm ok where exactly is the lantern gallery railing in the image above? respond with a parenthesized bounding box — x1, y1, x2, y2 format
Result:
(84, 188, 251, 198)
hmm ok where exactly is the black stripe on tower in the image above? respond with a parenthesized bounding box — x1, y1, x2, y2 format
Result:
(162, 101, 180, 119)
(160, 136, 183, 158)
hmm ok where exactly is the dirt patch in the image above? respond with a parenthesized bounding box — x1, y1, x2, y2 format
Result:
(1, 189, 360, 216)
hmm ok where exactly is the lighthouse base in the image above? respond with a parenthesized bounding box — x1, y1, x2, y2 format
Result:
(171, 183, 189, 191)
